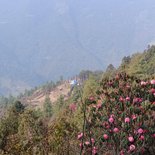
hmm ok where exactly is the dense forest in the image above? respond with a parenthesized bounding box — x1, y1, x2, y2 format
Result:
(0, 46, 155, 154)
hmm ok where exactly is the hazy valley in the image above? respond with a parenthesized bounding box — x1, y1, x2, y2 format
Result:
(1, 0, 155, 95)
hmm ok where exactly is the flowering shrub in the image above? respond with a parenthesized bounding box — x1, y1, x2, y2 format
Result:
(78, 73, 155, 155)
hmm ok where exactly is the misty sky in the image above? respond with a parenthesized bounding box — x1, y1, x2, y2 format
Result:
(0, 0, 155, 94)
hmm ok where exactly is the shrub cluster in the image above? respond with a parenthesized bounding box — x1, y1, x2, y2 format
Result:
(78, 73, 155, 155)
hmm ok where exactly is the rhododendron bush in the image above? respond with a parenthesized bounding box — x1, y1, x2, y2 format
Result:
(78, 73, 155, 155)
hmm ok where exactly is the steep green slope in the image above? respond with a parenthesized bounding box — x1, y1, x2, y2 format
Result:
(119, 46, 155, 78)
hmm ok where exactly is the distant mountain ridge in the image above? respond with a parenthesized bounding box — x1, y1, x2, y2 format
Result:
(0, 0, 155, 95)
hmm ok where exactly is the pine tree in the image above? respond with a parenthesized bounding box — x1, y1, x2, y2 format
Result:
(43, 96, 53, 117)
(57, 95, 64, 109)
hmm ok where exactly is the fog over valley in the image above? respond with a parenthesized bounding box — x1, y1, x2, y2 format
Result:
(0, 0, 155, 95)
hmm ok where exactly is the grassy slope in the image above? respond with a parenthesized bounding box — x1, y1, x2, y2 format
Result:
(119, 45, 155, 78)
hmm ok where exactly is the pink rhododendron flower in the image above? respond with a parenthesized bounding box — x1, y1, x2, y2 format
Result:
(141, 81, 147, 86)
(85, 141, 90, 145)
(103, 134, 108, 140)
(97, 103, 102, 109)
(91, 138, 95, 144)
(132, 114, 137, 120)
(139, 135, 145, 140)
(133, 97, 143, 103)
(152, 133, 155, 138)
(110, 114, 115, 117)
(108, 82, 113, 86)
(126, 85, 130, 88)
(79, 143, 83, 148)
(126, 96, 130, 101)
(92, 105, 97, 108)
(133, 98, 139, 103)
(138, 128, 144, 134)
(69, 103, 77, 112)
(77, 133, 83, 140)
(103, 122, 110, 129)
(113, 127, 119, 133)
(150, 88, 155, 93)
(89, 96, 95, 101)
(92, 146, 98, 155)
(128, 136, 134, 142)
(125, 117, 130, 123)
(109, 129, 113, 133)
(115, 74, 120, 80)
(138, 98, 143, 102)
(119, 96, 124, 102)
(129, 144, 136, 151)
(109, 117, 114, 123)
(149, 88, 155, 94)
(120, 150, 125, 155)
(150, 80, 155, 85)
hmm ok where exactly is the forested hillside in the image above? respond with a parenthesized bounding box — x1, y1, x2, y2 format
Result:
(103, 46, 155, 79)
(119, 45, 155, 78)
(0, 47, 154, 155)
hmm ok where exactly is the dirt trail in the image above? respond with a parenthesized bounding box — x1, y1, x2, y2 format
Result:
(23, 82, 71, 109)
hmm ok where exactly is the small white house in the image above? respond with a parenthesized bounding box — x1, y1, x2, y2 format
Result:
(70, 80, 78, 86)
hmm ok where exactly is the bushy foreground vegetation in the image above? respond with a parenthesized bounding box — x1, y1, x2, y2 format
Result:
(78, 73, 155, 155)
